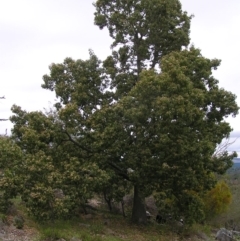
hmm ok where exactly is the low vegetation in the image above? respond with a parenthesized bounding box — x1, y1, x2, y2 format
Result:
(0, 167, 240, 241)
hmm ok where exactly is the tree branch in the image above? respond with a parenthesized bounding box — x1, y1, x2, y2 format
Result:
(107, 161, 130, 181)
(62, 130, 93, 153)
(213, 137, 238, 157)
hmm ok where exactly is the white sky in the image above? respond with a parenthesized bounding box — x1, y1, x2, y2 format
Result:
(0, 0, 239, 156)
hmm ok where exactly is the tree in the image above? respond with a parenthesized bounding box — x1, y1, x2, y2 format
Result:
(40, 47, 239, 224)
(90, 47, 238, 224)
(91, 0, 238, 223)
(9, 0, 239, 224)
(94, 0, 192, 99)
(97, 170, 132, 216)
(9, 105, 109, 220)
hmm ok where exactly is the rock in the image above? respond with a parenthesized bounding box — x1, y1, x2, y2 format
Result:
(146, 210, 152, 219)
(215, 228, 234, 241)
(0, 231, 5, 239)
(87, 199, 102, 208)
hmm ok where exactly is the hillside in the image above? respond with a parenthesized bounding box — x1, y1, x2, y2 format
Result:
(227, 158, 240, 174)
(1, 158, 240, 241)
(0, 201, 217, 241)
(2, 176, 240, 241)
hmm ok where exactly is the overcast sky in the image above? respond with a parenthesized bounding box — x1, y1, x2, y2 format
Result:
(0, 0, 239, 156)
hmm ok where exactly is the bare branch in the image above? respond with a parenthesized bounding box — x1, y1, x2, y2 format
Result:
(213, 137, 238, 157)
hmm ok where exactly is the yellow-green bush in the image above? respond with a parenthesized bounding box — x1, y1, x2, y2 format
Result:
(203, 180, 232, 219)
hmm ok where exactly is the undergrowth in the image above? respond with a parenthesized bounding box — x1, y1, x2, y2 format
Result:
(2, 171, 240, 241)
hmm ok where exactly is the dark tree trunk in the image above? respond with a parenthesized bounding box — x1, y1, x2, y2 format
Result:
(81, 203, 88, 214)
(131, 185, 147, 224)
(121, 200, 126, 217)
(103, 191, 112, 212)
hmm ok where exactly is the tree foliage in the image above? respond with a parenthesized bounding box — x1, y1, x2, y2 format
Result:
(90, 47, 238, 223)
(9, 105, 109, 220)
(5, 0, 239, 224)
(0, 136, 23, 212)
(94, 0, 192, 98)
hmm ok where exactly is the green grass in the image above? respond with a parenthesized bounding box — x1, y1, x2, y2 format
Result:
(4, 171, 240, 241)
(32, 213, 181, 241)
(0, 195, 223, 241)
(1, 205, 216, 241)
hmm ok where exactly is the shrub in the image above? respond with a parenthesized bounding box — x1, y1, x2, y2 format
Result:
(203, 180, 232, 219)
(13, 215, 24, 229)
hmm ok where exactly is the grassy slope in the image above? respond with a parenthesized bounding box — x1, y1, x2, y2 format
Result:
(3, 200, 216, 241)
(3, 170, 240, 241)
(34, 213, 209, 241)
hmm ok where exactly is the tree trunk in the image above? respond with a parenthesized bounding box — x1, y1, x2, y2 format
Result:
(81, 203, 88, 214)
(121, 200, 126, 217)
(131, 185, 147, 224)
(103, 191, 112, 212)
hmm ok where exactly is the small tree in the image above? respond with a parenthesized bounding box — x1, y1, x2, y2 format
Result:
(10, 105, 109, 220)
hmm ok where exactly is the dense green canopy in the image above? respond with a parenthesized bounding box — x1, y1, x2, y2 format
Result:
(1, 0, 238, 225)
(94, 0, 192, 98)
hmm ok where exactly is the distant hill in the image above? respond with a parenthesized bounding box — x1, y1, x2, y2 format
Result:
(233, 158, 240, 168)
(227, 158, 240, 174)
(232, 162, 240, 169)
(233, 157, 240, 163)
